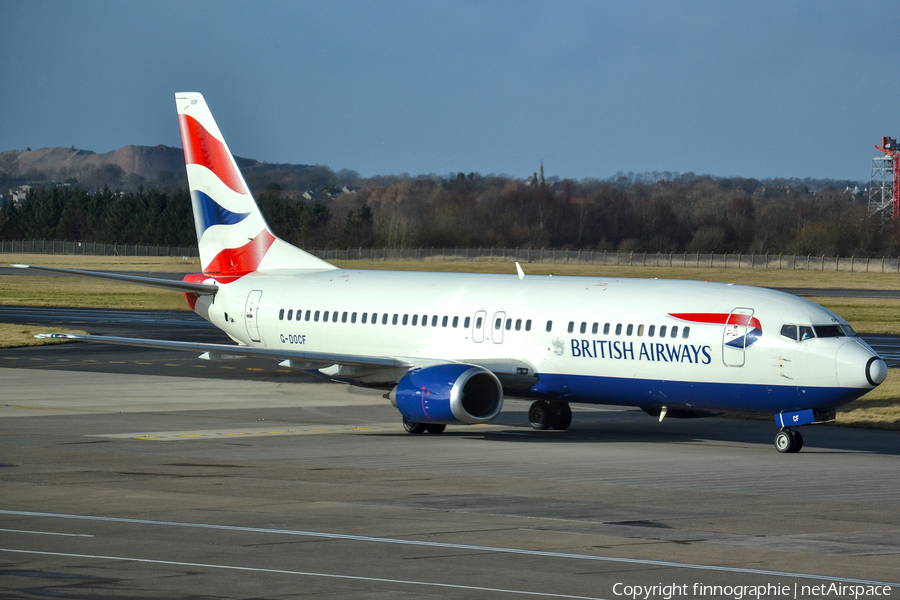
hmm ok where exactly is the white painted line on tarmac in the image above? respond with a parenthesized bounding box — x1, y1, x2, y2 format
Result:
(2, 510, 898, 587)
(0, 548, 604, 599)
(0, 528, 93, 538)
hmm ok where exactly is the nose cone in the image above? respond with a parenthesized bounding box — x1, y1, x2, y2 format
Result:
(866, 356, 888, 386)
(836, 341, 887, 388)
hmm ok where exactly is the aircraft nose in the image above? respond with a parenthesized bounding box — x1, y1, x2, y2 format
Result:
(836, 341, 887, 388)
(866, 356, 888, 386)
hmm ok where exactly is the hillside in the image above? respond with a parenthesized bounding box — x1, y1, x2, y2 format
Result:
(1, 145, 188, 180)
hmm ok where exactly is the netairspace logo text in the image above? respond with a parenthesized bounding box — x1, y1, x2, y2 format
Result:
(612, 582, 893, 600)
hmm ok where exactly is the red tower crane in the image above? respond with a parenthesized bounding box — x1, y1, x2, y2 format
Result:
(874, 137, 900, 223)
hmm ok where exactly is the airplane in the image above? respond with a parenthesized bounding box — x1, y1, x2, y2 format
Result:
(15, 92, 887, 453)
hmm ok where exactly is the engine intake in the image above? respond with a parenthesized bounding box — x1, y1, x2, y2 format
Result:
(389, 363, 503, 425)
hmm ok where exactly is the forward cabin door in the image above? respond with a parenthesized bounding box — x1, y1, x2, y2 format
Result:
(245, 290, 263, 343)
(722, 307, 755, 367)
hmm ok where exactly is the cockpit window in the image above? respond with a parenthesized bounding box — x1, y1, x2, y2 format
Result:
(814, 325, 847, 338)
(780, 324, 798, 341)
(781, 324, 816, 341)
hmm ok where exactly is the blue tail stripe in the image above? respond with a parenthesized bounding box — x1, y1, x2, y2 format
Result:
(192, 190, 250, 235)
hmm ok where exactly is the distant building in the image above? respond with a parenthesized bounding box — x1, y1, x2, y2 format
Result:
(302, 189, 320, 201)
(340, 185, 359, 195)
(524, 161, 546, 187)
(7, 185, 31, 206)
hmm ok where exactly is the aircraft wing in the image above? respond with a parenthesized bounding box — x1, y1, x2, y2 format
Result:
(11, 264, 218, 296)
(37, 333, 538, 385)
(39, 333, 412, 368)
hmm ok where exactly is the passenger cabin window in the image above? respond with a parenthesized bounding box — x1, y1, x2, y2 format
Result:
(392, 314, 398, 325)
(659, 325, 667, 337)
(342, 312, 348, 323)
(592, 323, 598, 335)
(671, 326, 678, 338)
(279, 309, 284, 320)
(464, 317, 471, 328)
(382, 314, 389, 325)
(615, 324, 622, 335)
(362, 313, 368, 324)
(314, 310, 320, 322)
(626, 324, 633, 336)
(546, 320, 553, 332)
(567, 321, 574, 333)
(495, 318, 502, 330)
(287, 309, 293, 321)
(432, 315, 438, 327)
(453, 316, 459, 328)
(351, 312, 357, 323)
(305, 310, 311, 321)
(333, 312, 339, 323)
(603, 323, 610, 335)
(648, 325, 655, 337)
(637, 324, 644, 336)
(476, 317, 483, 329)
(323, 311, 329, 322)
(515, 319, 522, 331)
(580, 322, 587, 334)
(505, 318, 512, 330)
(402, 314, 408, 326)
(525, 319, 532, 331)
(442, 316, 448, 327)
(682, 326, 690, 338)
(412, 315, 418, 326)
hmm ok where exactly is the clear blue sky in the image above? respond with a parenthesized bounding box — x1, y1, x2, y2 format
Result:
(2, 1, 897, 181)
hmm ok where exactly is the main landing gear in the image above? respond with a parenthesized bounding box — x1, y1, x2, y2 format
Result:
(774, 428, 804, 453)
(402, 416, 446, 434)
(528, 400, 572, 431)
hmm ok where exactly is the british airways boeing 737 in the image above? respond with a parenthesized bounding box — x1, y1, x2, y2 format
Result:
(17, 92, 888, 453)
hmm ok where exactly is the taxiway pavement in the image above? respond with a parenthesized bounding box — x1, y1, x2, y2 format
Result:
(0, 308, 899, 598)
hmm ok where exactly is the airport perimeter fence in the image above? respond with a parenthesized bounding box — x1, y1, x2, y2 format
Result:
(0, 239, 199, 258)
(310, 247, 900, 273)
(4, 240, 900, 272)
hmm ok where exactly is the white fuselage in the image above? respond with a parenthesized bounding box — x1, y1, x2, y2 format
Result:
(191, 268, 879, 415)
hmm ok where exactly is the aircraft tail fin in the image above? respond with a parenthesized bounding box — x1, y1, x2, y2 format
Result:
(175, 92, 335, 278)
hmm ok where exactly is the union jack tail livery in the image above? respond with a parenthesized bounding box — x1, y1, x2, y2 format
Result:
(175, 92, 334, 278)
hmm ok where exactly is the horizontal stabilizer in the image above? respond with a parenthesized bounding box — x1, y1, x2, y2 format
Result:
(12, 264, 218, 295)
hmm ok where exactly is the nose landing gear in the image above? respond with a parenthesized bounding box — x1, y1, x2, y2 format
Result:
(774, 428, 804, 453)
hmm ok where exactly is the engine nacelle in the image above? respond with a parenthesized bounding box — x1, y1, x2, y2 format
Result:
(389, 364, 503, 425)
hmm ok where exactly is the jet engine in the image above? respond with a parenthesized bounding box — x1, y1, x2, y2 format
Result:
(389, 363, 503, 425)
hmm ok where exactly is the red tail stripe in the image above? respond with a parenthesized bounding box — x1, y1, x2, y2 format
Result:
(668, 312, 762, 331)
(178, 114, 249, 196)
(203, 230, 276, 278)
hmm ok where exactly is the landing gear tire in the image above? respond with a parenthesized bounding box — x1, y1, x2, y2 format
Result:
(425, 424, 446, 434)
(529, 401, 553, 430)
(775, 429, 798, 453)
(789, 430, 803, 453)
(550, 403, 572, 431)
(403, 416, 427, 434)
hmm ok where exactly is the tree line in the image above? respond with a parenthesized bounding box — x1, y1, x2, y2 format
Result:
(2, 172, 899, 257)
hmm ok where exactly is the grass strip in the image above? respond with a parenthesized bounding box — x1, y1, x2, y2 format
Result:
(0, 323, 87, 349)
